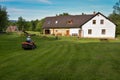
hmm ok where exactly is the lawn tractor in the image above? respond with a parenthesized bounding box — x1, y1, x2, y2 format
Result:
(22, 41, 36, 50)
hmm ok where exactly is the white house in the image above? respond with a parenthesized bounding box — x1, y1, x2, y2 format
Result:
(42, 12, 116, 39)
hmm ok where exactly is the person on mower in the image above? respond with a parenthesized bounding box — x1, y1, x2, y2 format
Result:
(26, 36, 32, 43)
(26, 36, 35, 46)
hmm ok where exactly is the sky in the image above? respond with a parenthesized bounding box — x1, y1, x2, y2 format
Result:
(0, 0, 118, 21)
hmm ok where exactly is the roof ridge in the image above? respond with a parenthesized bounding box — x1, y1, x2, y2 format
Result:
(46, 14, 95, 18)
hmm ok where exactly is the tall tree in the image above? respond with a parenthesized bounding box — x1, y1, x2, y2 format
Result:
(30, 19, 39, 31)
(56, 13, 70, 16)
(109, 14, 120, 35)
(0, 5, 8, 32)
(17, 16, 26, 31)
(35, 18, 45, 32)
(113, 0, 120, 15)
(31, 20, 36, 31)
(8, 20, 17, 26)
(109, 0, 120, 35)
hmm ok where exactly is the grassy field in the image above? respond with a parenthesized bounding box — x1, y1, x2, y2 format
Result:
(0, 33, 120, 80)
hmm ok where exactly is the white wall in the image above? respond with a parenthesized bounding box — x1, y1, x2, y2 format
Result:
(50, 29, 69, 36)
(82, 14, 116, 38)
(70, 28, 80, 36)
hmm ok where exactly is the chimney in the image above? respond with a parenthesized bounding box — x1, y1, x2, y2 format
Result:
(93, 11, 96, 15)
(82, 13, 84, 15)
(82, 13, 86, 15)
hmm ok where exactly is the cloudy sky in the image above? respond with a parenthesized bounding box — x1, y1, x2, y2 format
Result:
(0, 0, 118, 21)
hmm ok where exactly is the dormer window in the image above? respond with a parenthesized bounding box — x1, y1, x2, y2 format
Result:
(55, 20, 58, 24)
(93, 20, 96, 24)
(67, 20, 73, 24)
(100, 19, 104, 24)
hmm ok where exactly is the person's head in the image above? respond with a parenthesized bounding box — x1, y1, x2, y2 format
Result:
(28, 36, 30, 38)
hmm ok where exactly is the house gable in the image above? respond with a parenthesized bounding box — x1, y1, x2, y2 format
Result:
(82, 12, 116, 28)
(82, 12, 116, 38)
(80, 12, 116, 27)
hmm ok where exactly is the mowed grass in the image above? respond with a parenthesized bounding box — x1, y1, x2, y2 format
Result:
(0, 33, 120, 80)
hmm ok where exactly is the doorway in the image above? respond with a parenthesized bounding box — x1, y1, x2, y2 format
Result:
(66, 30, 70, 36)
(79, 30, 82, 37)
(45, 30, 50, 34)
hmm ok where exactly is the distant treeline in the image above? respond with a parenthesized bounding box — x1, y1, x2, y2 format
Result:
(8, 13, 70, 32)
(8, 17, 45, 32)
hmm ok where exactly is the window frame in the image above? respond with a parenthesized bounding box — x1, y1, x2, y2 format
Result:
(101, 29, 106, 35)
(93, 20, 96, 24)
(88, 29, 92, 35)
(100, 19, 104, 24)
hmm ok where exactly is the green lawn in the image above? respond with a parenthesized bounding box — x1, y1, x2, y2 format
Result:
(0, 33, 120, 80)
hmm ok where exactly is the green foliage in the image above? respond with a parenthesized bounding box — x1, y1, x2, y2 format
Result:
(17, 16, 26, 31)
(8, 21, 16, 26)
(20, 21, 32, 31)
(35, 18, 45, 32)
(113, 0, 120, 14)
(56, 12, 70, 16)
(16, 19, 44, 32)
(0, 34, 120, 80)
(109, 0, 120, 35)
(26, 19, 45, 32)
(0, 5, 8, 32)
(30, 20, 38, 31)
(109, 14, 120, 35)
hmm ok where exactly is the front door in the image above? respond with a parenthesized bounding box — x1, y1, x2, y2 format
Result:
(66, 30, 69, 36)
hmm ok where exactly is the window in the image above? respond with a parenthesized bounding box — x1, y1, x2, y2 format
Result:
(67, 20, 73, 24)
(101, 29, 106, 35)
(93, 20, 96, 24)
(88, 29, 92, 34)
(72, 33, 78, 36)
(100, 20, 104, 24)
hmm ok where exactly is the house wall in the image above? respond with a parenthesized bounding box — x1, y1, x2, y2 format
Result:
(70, 28, 80, 36)
(50, 28, 69, 36)
(49, 28, 81, 36)
(82, 14, 116, 38)
(6, 26, 18, 32)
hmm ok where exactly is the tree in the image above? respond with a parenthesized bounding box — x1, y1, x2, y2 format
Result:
(8, 20, 17, 26)
(109, 14, 120, 35)
(31, 20, 36, 31)
(17, 16, 26, 31)
(113, 0, 120, 14)
(16, 17, 44, 32)
(35, 18, 45, 32)
(0, 5, 8, 32)
(56, 13, 70, 16)
(109, 0, 120, 35)
(24, 21, 32, 31)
